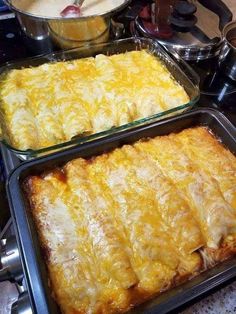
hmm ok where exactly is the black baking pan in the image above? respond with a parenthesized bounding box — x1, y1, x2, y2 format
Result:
(7, 108, 236, 314)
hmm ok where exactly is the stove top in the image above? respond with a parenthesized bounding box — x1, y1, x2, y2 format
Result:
(0, 4, 235, 313)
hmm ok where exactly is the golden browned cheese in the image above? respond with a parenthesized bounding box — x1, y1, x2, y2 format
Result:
(25, 127, 236, 314)
(0, 50, 189, 151)
(175, 127, 236, 210)
(137, 133, 236, 249)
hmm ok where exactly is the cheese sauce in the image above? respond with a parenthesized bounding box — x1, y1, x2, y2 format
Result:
(11, 0, 125, 18)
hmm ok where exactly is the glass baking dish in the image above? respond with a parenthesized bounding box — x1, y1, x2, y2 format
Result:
(0, 37, 199, 159)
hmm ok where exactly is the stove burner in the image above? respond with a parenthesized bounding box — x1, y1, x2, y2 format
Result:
(190, 55, 236, 119)
(201, 71, 236, 97)
(190, 56, 236, 97)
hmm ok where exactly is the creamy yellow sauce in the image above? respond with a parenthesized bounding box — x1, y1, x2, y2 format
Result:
(11, 0, 125, 18)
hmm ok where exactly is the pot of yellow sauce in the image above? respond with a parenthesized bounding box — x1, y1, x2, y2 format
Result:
(4, 0, 130, 47)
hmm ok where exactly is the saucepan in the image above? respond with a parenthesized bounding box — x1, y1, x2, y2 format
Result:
(4, 0, 130, 48)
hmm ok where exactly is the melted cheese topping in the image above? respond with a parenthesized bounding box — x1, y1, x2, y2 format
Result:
(0, 50, 189, 150)
(25, 127, 236, 314)
(138, 135, 236, 249)
(175, 127, 236, 210)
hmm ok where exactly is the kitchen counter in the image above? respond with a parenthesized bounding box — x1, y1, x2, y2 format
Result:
(180, 281, 236, 314)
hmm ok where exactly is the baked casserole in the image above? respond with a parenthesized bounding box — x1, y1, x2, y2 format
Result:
(0, 50, 189, 151)
(25, 126, 236, 314)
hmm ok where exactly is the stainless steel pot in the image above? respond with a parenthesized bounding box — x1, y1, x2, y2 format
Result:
(219, 20, 236, 81)
(134, 0, 233, 61)
(4, 0, 130, 47)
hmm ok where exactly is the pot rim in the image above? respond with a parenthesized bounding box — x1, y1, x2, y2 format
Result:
(222, 20, 236, 50)
(4, 0, 131, 21)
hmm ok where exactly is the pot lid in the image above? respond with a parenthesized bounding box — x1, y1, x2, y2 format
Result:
(135, 0, 233, 60)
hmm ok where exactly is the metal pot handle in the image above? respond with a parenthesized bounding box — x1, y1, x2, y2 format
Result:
(0, 236, 23, 283)
(0, 239, 9, 281)
(11, 292, 33, 314)
(198, 0, 233, 31)
(218, 39, 230, 64)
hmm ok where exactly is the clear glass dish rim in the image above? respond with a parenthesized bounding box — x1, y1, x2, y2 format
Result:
(2, 103, 198, 157)
(0, 37, 200, 157)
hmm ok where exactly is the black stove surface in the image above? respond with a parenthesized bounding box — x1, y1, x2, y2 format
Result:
(1, 18, 25, 63)
(190, 56, 236, 125)
(0, 15, 58, 64)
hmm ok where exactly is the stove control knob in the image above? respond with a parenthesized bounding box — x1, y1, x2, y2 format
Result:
(0, 236, 23, 283)
(11, 292, 33, 314)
